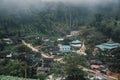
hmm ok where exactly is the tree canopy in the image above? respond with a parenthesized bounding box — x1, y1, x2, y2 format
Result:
(51, 53, 88, 80)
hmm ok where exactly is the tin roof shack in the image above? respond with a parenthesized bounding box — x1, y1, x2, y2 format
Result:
(37, 67, 50, 75)
(90, 76, 106, 80)
(0, 52, 12, 58)
(57, 38, 64, 42)
(90, 60, 103, 67)
(3, 38, 13, 44)
(66, 35, 72, 38)
(42, 37, 50, 42)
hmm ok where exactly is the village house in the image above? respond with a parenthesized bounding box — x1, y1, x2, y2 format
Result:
(70, 31, 79, 36)
(42, 37, 50, 42)
(0, 52, 12, 58)
(37, 67, 50, 75)
(70, 40, 82, 47)
(66, 35, 72, 38)
(3, 38, 13, 44)
(90, 76, 106, 80)
(37, 57, 53, 75)
(59, 45, 71, 53)
(57, 38, 64, 41)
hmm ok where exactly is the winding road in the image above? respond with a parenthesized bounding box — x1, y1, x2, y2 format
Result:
(22, 40, 118, 80)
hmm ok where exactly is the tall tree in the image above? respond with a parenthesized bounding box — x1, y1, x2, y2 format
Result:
(14, 44, 33, 78)
(51, 53, 88, 80)
(110, 47, 120, 72)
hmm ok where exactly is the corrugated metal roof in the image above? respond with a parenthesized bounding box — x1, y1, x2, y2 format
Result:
(96, 40, 120, 51)
(71, 40, 82, 44)
(60, 45, 71, 48)
(59, 45, 71, 53)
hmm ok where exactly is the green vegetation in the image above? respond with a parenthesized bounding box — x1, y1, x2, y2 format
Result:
(0, 75, 38, 80)
(0, 1, 120, 80)
(0, 60, 24, 77)
(13, 44, 41, 78)
(93, 13, 120, 42)
(0, 2, 119, 40)
(96, 47, 120, 73)
(51, 53, 88, 80)
(0, 44, 41, 79)
(37, 73, 48, 80)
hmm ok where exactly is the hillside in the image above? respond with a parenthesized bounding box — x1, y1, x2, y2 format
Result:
(0, 1, 120, 41)
(0, 1, 120, 80)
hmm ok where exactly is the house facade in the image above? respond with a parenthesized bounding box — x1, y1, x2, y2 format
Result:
(59, 45, 71, 53)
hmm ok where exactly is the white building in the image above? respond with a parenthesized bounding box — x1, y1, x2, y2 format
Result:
(77, 42, 87, 55)
(57, 38, 64, 41)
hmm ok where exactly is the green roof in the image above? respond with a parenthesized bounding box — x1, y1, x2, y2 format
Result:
(96, 40, 120, 51)
(71, 40, 82, 44)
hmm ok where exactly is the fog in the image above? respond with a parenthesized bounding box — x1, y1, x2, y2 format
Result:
(0, 0, 119, 8)
(44, 0, 118, 4)
(0, 0, 119, 14)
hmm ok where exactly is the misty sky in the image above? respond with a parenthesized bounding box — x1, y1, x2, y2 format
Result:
(0, 0, 119, 12)
(43, 0, 118, 4)
(44, 0, 117, 3)
(1, 0, 119, 5)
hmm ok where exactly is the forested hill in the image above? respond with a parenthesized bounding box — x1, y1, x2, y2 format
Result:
(0, 1, 120, 41)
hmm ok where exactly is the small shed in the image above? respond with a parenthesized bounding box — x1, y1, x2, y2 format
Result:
(37, 67, 50, 75)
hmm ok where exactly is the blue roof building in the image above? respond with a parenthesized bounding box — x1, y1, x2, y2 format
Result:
(96, 39, 120, 51)
(59, 45, 71, 53)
